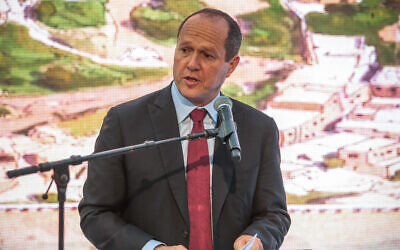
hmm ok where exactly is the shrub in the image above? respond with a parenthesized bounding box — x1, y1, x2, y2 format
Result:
(222, 83, 241, 98)
(286, 191, 356, 204)
(131, 6, 183, 41)
(130, 0, 206, 42)
(0, 23, 169, 95)
(35, 62, 169, 91)
(0, 106, 11, 117)
(59, 108, 108, 137)
(392, 170, 400, 181)
(239, 2, 302, 59)
(35, 0, 106, 29)
(32, 192, 78, 203)
(323, 157, 345, 169)
(306, 0, 400, 65)
(325, 4, 358, 15)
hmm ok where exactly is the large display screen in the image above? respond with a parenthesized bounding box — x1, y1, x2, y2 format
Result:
(0, 0, 399, 249)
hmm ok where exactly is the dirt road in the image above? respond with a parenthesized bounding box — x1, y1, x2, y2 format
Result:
(105, 0, 270, 65)
(0, 79, 171, 135)
(106, 0, 175, 65)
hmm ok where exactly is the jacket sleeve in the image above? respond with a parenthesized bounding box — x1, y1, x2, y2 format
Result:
(78, 107, 153, 250)
(241, 117, 291, 249)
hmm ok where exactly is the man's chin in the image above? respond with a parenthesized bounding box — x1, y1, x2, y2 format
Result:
(181, 91, 205, 106)
(182, 91, 200, 103)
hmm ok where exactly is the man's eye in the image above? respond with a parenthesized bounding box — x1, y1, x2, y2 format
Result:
(204, 53, 214, 59)
(181, 48, 189, 53)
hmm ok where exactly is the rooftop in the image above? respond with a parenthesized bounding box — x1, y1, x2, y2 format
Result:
(345, 82, 368, 95)
(312, 33, 365, 55)
(370, 66, 400, 86)
(281, 142, 334, 163)
(273, 88, 333, 104)
(387, 162, 400, 176)
(263, 108, 319, 129)
(352, 107, 377, 115)
(286, 167, 382, 194)
(375, 109, 400, 123)
(280, 132, 368, 163)
(369, 97, 400, 106)
(341, 137, 397, 152)
(283, 64, 354, 87)
(306, 132, 368, 148)
(378, 158, 400, 168)
(336, 119, 400, 134)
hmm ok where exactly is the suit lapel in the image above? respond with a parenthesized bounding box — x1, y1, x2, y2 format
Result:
(147, 84, 189, 227)
(212, 104, 237, 230)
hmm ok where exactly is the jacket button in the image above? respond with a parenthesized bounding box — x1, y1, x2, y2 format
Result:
(183, 230, 189, 239)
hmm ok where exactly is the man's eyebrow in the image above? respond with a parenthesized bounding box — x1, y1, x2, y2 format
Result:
(202, 47, 217, 54)
(178, 41, 192, 47)
(178, 41, 219, 55)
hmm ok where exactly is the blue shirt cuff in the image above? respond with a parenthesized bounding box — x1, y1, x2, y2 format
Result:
(142, 239, 165, 250)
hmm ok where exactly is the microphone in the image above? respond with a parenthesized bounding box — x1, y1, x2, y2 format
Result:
(214, 96, 241, 162)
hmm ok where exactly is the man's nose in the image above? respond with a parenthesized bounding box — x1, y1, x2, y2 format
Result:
(187, 53, 200, 71)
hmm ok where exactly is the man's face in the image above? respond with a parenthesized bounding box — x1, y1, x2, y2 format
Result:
(173, 14, 240, 107)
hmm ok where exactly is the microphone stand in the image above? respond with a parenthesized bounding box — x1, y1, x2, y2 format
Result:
(6, 128, 219, 250)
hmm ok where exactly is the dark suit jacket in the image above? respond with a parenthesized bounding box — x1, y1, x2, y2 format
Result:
(79, 84, 290, 250)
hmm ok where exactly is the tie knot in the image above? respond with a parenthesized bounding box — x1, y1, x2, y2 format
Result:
(190, 109, 207, 123)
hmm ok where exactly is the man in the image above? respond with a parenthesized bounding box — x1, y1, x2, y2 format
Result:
(79, 8, 290, 250)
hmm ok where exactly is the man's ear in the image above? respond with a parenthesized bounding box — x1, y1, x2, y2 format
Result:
(226, 55, 240, 78)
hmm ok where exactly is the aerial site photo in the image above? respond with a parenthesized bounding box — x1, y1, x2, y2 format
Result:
(0, 0, 399, 249)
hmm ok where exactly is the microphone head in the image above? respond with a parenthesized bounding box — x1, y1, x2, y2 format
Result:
(214, 96, 232, 111)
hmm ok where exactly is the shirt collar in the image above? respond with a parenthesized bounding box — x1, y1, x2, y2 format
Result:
(171, 81, 219, 124)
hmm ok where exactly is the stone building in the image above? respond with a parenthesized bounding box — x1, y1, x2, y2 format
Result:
(370, 66, 400, 98)
(338, 138, 400, 178)
(336, 107, 400, 140)
(265, 88, 344, 146)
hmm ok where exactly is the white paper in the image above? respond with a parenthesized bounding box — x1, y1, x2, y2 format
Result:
(239, 233, 258, 250)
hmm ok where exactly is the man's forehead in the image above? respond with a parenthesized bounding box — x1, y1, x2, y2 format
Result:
(179, 14, 228, 45)
(184, 14, 228, 32)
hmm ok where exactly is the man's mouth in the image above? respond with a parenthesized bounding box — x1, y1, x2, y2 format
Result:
(184, 76, 199, 82)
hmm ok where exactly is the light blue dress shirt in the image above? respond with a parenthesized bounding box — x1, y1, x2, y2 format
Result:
(142, 82, 219, 249)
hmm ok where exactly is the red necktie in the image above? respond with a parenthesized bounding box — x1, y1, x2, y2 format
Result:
(187, 109, 213, 250)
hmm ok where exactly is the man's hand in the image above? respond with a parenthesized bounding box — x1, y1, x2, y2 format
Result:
(154, 245, 187, 250)
(234, 234, 264, 250)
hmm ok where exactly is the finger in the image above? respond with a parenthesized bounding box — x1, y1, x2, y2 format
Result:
(256, 238, 264, 250)
(249, 238, 262, 250)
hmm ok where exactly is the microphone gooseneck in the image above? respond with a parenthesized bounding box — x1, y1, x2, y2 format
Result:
(214, 96, 241, 162)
